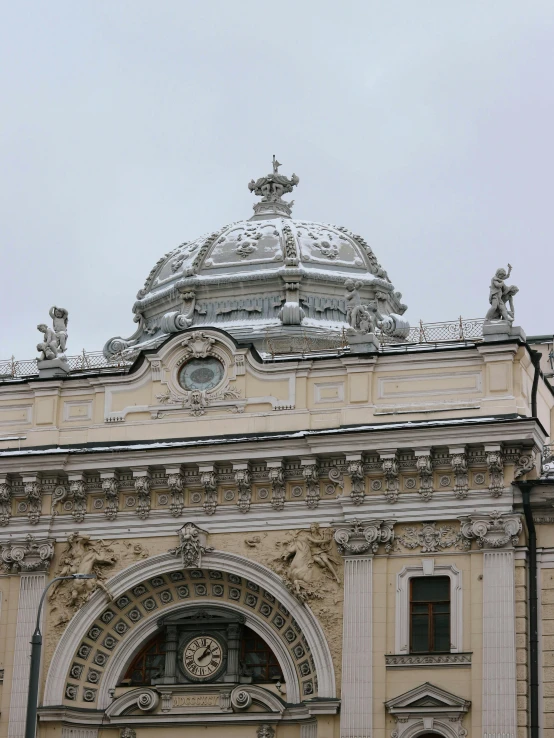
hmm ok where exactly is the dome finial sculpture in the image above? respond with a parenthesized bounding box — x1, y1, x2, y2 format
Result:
(248, 156, 299, 220)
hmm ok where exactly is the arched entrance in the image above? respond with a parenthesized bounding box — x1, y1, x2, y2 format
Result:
(42, 549, 337, 732)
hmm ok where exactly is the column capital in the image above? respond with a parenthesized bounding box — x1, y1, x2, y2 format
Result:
(459, 511, 522, 549)
(0, 534, 55, 574)
(334, 518, 395, 557)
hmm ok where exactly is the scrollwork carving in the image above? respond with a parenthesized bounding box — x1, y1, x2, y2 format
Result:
(347, 460, 365, 505)
(382, 457, 399, 503)
(134, 475, 151, 520)
(302, 464, 320, 509)
(200, 471, 217, 516)
(486, 450, 504, 497)
(0, 480, 12, 526)
(102, 477, 119, 521)
(69, 479, 87, 523)
(268, 466, 286, 511)
(24, 480, 42, 525)
(167, 473, 185, 517)
(235, 469, 252, 513)
(416, 454, 433, 502)
(180, 331, 215, 359)
(451, 453, 469, 499)
(514, 450, 536, 480)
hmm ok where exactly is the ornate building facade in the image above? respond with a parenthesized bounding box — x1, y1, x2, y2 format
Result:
(0, 160, 553, 738)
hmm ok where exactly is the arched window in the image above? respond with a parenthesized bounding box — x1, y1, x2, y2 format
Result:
(122, 633, 166, 686)
(240, 626, 283, 682)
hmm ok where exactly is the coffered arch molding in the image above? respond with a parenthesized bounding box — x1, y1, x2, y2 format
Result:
(97, 599, 297, 708)
(44, 550, 336, 706)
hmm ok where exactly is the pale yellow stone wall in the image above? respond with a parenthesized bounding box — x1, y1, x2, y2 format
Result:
(0, 333, 550, 451)
(542, 567, 554, 734)
(515, 559, 529, 738)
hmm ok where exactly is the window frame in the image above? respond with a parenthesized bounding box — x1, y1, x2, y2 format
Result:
(395, 560, 462, 655)
(409, 575, 451, 653)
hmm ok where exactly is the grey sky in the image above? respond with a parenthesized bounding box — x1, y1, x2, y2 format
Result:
(1, 1, 553, 359)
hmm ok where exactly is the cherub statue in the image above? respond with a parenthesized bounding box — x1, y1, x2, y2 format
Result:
(37, 324, 58, 360)
(345, 279, 366, 330)
(486, 264, 519, 322)
(49, 306, 69, 354)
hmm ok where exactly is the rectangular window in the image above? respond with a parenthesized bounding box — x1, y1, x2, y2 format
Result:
(410, 576, 450, 653)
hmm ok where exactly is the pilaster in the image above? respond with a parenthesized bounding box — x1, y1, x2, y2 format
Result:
(8, 573, 46, 738)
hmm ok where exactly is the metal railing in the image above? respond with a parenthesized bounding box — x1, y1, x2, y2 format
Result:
(1, 318, 486, 376)
(380, 317, 485, 346)
(0, 350, 133, 379)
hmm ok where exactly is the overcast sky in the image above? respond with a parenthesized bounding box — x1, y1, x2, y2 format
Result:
(1, 1, 553, 359)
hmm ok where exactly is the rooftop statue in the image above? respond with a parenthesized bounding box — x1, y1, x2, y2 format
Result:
(49, 305, 69, 354)
(37, 306, 69, 361)
(36, 324, 58, 360)
(486, 264, 518, 323)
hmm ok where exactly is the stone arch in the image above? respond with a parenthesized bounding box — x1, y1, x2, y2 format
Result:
(44, 550, 336, 708)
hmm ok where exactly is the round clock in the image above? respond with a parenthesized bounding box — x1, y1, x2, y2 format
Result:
(182, 635, 224, 681)
(178, 357, 224, 392)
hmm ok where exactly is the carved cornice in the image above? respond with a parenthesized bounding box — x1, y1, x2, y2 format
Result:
(385, 652, 472, 667)
(334, 518, 395, 556)
(0, 534, 55, 574)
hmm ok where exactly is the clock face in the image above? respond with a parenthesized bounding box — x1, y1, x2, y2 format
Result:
(178, 358, 224, 392)
(182, 635, 224, 681)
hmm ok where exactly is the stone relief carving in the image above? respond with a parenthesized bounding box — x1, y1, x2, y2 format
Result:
(328, 466, 344, 495)
(169, 522, 213, 568)
(395, 523, 461, 554)
(268, 466, 286, 511)
(485, 264, 518, 322)
(451, 453, 469, 499)
(0, 480, 12, 526)
(334, 518, 395, 556)
(257, 726, 275, 738)
(135, 475, 152, 520)
(514, 450, 536, 479)
(180, 331, 216, 359)
(24, 480, 42, 525)
(167, 472, 185, 517)
(200, 471, 218, 516)
(276, 524, 340, 602)
(415, 454, 433, 502)
(120, 729, 136, 738)
(235, 469, 252, 514)
(486, 450, 504, 497)
(459, 511, 522, 549)
(347, 460, 365, 505)
(382, 457, 400, 503)
(49, 533, 117, 623)
(102, 477, 119, 521)
(302, 463, 320, 509)
(0, 535, 54, 574)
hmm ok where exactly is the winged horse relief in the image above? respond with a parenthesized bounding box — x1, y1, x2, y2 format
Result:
(277, 524, 341, 602)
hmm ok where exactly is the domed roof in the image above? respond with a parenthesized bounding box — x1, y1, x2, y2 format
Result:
(104, 158, 408, 358)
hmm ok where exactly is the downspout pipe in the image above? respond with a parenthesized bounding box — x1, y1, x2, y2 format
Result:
(516, 481, 539, 738)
